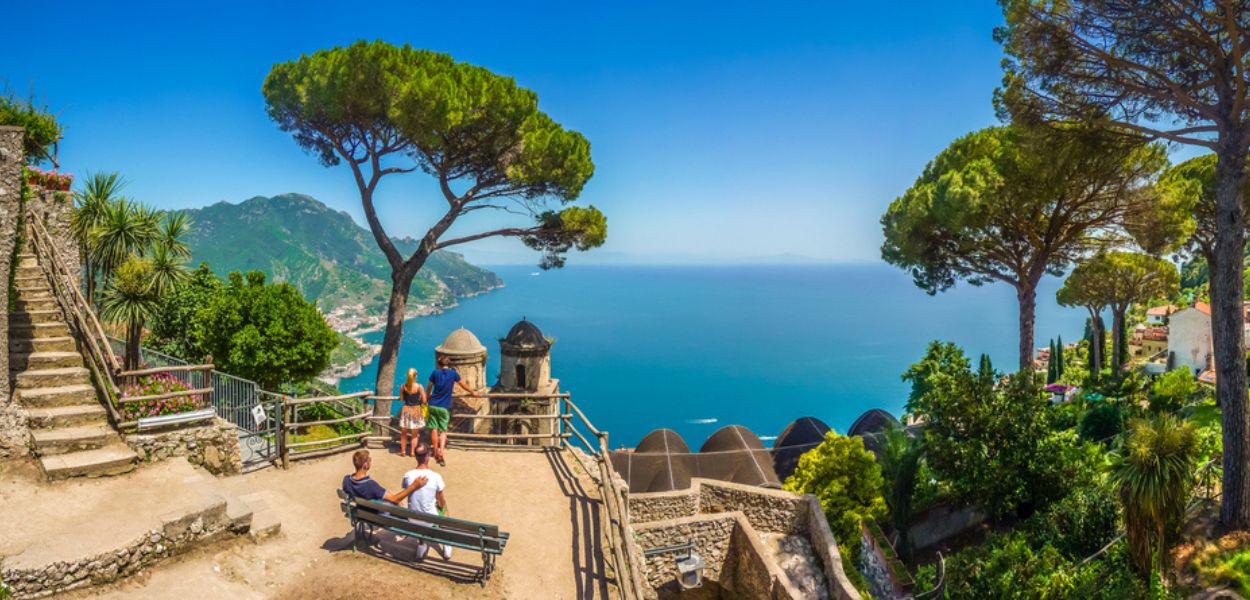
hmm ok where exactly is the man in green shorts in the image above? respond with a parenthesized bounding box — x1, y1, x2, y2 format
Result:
(426, 355, 477, 466)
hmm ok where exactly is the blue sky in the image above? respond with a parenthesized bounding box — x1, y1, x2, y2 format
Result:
(5, 1, 1008, 265)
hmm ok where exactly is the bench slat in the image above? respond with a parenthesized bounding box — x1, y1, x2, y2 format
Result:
(352, 510, 506, 553)
(354, 496, 503, 538)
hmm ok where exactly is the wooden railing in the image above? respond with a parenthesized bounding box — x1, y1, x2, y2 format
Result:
(24, 209, 214, 432)
(293, 390, 646, 599)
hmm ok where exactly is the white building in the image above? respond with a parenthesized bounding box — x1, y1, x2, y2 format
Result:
(1167, 303, 1212, 376)
(1146, 304, 1178, 325)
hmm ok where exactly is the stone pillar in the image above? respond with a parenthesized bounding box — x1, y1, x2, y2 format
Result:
(0, 126, 27, 459)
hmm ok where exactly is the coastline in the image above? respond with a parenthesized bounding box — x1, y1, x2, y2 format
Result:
(317, 282, 506, 386)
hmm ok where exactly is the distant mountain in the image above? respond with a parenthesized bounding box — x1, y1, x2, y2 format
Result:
(178, 193, 503, 317)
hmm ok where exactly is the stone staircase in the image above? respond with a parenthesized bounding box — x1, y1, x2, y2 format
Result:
(9, 252, 138, 480)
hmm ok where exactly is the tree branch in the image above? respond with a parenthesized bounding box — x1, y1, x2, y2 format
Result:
(433, 226, 540, 250)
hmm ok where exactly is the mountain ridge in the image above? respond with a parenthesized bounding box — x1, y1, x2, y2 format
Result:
(178, 193, 504, 328)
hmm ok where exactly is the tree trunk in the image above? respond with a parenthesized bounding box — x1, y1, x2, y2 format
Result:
(1111, 308, 1126, 374)
(1087, 309, 1103, 375)
(1213, 148, 1250, 529)
(1016, 278, 1040, 372)
(125, 319, 141, 371)
(371, 269, 418, 434)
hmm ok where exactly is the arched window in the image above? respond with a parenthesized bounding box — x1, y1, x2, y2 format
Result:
(515, 364, 527, 388)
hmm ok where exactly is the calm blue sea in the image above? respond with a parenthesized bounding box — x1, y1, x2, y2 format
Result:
(339, 264, 1088, 450)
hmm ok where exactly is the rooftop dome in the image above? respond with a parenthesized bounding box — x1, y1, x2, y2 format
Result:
(503, 319, 551, 351)
(635, 429, 691, 454)
(435, 327, 487, 356)
(848, 409, 899, 437)
(771, 417, 832, 481)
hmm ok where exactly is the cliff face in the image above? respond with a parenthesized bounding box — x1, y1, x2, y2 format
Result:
(179, 193, 503, 318)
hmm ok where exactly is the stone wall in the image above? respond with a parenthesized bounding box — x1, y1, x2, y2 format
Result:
(0, 126, 26, 460)
(124, 419, 242, 476)
(1, 497, 245, 598)
(634, 513, 739, 594)
(699, 481, 809, 536)
(627, 479, 862, 600)
(627, 488, 699, 523)
(908, 503, 985, 552)
(25, 186, 79, 292)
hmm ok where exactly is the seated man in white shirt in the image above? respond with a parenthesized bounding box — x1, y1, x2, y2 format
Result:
(401, 442, 451, 560)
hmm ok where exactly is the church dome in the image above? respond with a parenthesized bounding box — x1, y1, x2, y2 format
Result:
(436, 327, 487, 356)
(503, 319, 551, 351)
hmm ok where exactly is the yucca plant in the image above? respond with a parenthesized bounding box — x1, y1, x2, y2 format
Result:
(157, 212, 191, 259)
(97, 255, 160, 371)
(72, 172, 126, 303)
(90, 198, 160, 285)
(1111, 414, 1198, 581)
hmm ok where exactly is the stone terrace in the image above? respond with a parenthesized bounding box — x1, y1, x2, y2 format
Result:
(54, 446, 616, 600)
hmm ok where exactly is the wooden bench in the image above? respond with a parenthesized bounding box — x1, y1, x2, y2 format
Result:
(337, 489, 509, 584)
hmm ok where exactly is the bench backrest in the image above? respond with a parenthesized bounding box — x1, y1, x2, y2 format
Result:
(337, 489, 509, 553)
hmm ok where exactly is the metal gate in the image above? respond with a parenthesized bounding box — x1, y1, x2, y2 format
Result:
(108, 338, 282, 469)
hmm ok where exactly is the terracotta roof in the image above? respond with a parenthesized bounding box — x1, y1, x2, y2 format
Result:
(1147, 305, 1178, 316)
(1199, 370, 1216, 384)
(1195, 302, 1212, 316)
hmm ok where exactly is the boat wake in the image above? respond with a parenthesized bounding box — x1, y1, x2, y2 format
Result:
(685, 418, 719, 425)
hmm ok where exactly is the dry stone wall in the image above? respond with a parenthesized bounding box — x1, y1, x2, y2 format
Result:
(124, 419, 242, 476)
(627, 478, 862, 600)
(1, 497, 245, 598)
(25, 186, 79, 291)
(0, 126, 27, 459)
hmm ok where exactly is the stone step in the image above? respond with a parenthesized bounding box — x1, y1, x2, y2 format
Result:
(39, 444, 137, 480)
(10, 351, 84, 372)
(16, 367, 92, 390)
(31, 425, 116, 456)
(14, 275, 46, 288)
(10, 309, 64, 325)
(10, 322, 71, 339)
(238, 493, 282, 541)
(9, 336, 76, 354)
(17, 256, 38, 268)
(15, 297, 58, 311)
(26, 404, 109, 429)
(16, 287, 52, 300)
(18, 384, 98, 408)
(15, 265, 42, 278)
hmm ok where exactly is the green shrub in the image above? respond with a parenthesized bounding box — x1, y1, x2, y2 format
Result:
(1150, 369, 1196, 413)
(785, 431, 885, 588)
(1025, 479, 1120, 558)
(1079, 402, 1125, 443)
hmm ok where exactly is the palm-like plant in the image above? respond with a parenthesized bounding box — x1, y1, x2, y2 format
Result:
(1111, 414, 1198, 580)
(72, 172, 126, 303)
(97, 255, 161, 370)
(91, 198, 161, 284)
(157, 212, 191, 259)
(148, 245, 189, 296)
(879, 424, 923, 562)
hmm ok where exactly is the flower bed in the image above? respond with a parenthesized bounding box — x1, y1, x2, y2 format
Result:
(22, 166, 72, 191)
(118, 373, 207, 420)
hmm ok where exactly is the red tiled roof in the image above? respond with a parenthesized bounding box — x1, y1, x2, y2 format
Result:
(1199, 370, 1216, 384)
(1195, 302, 1212, 315)
(1147, 305, 1178, 316)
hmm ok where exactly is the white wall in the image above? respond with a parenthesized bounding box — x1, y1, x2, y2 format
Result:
(1168, 308, 1212, 375)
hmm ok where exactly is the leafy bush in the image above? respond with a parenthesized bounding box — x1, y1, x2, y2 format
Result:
(1150, 369, 1196, 413)
(1080, 402, 1125, 443)
(904, 343, 1074, 517)
(192, 271, 337, 390)
(940, 533, 1151, 600)
(785, 431, 885, 580)
(0, 93, 61, 165)
(1025, 478, 1120, 558)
